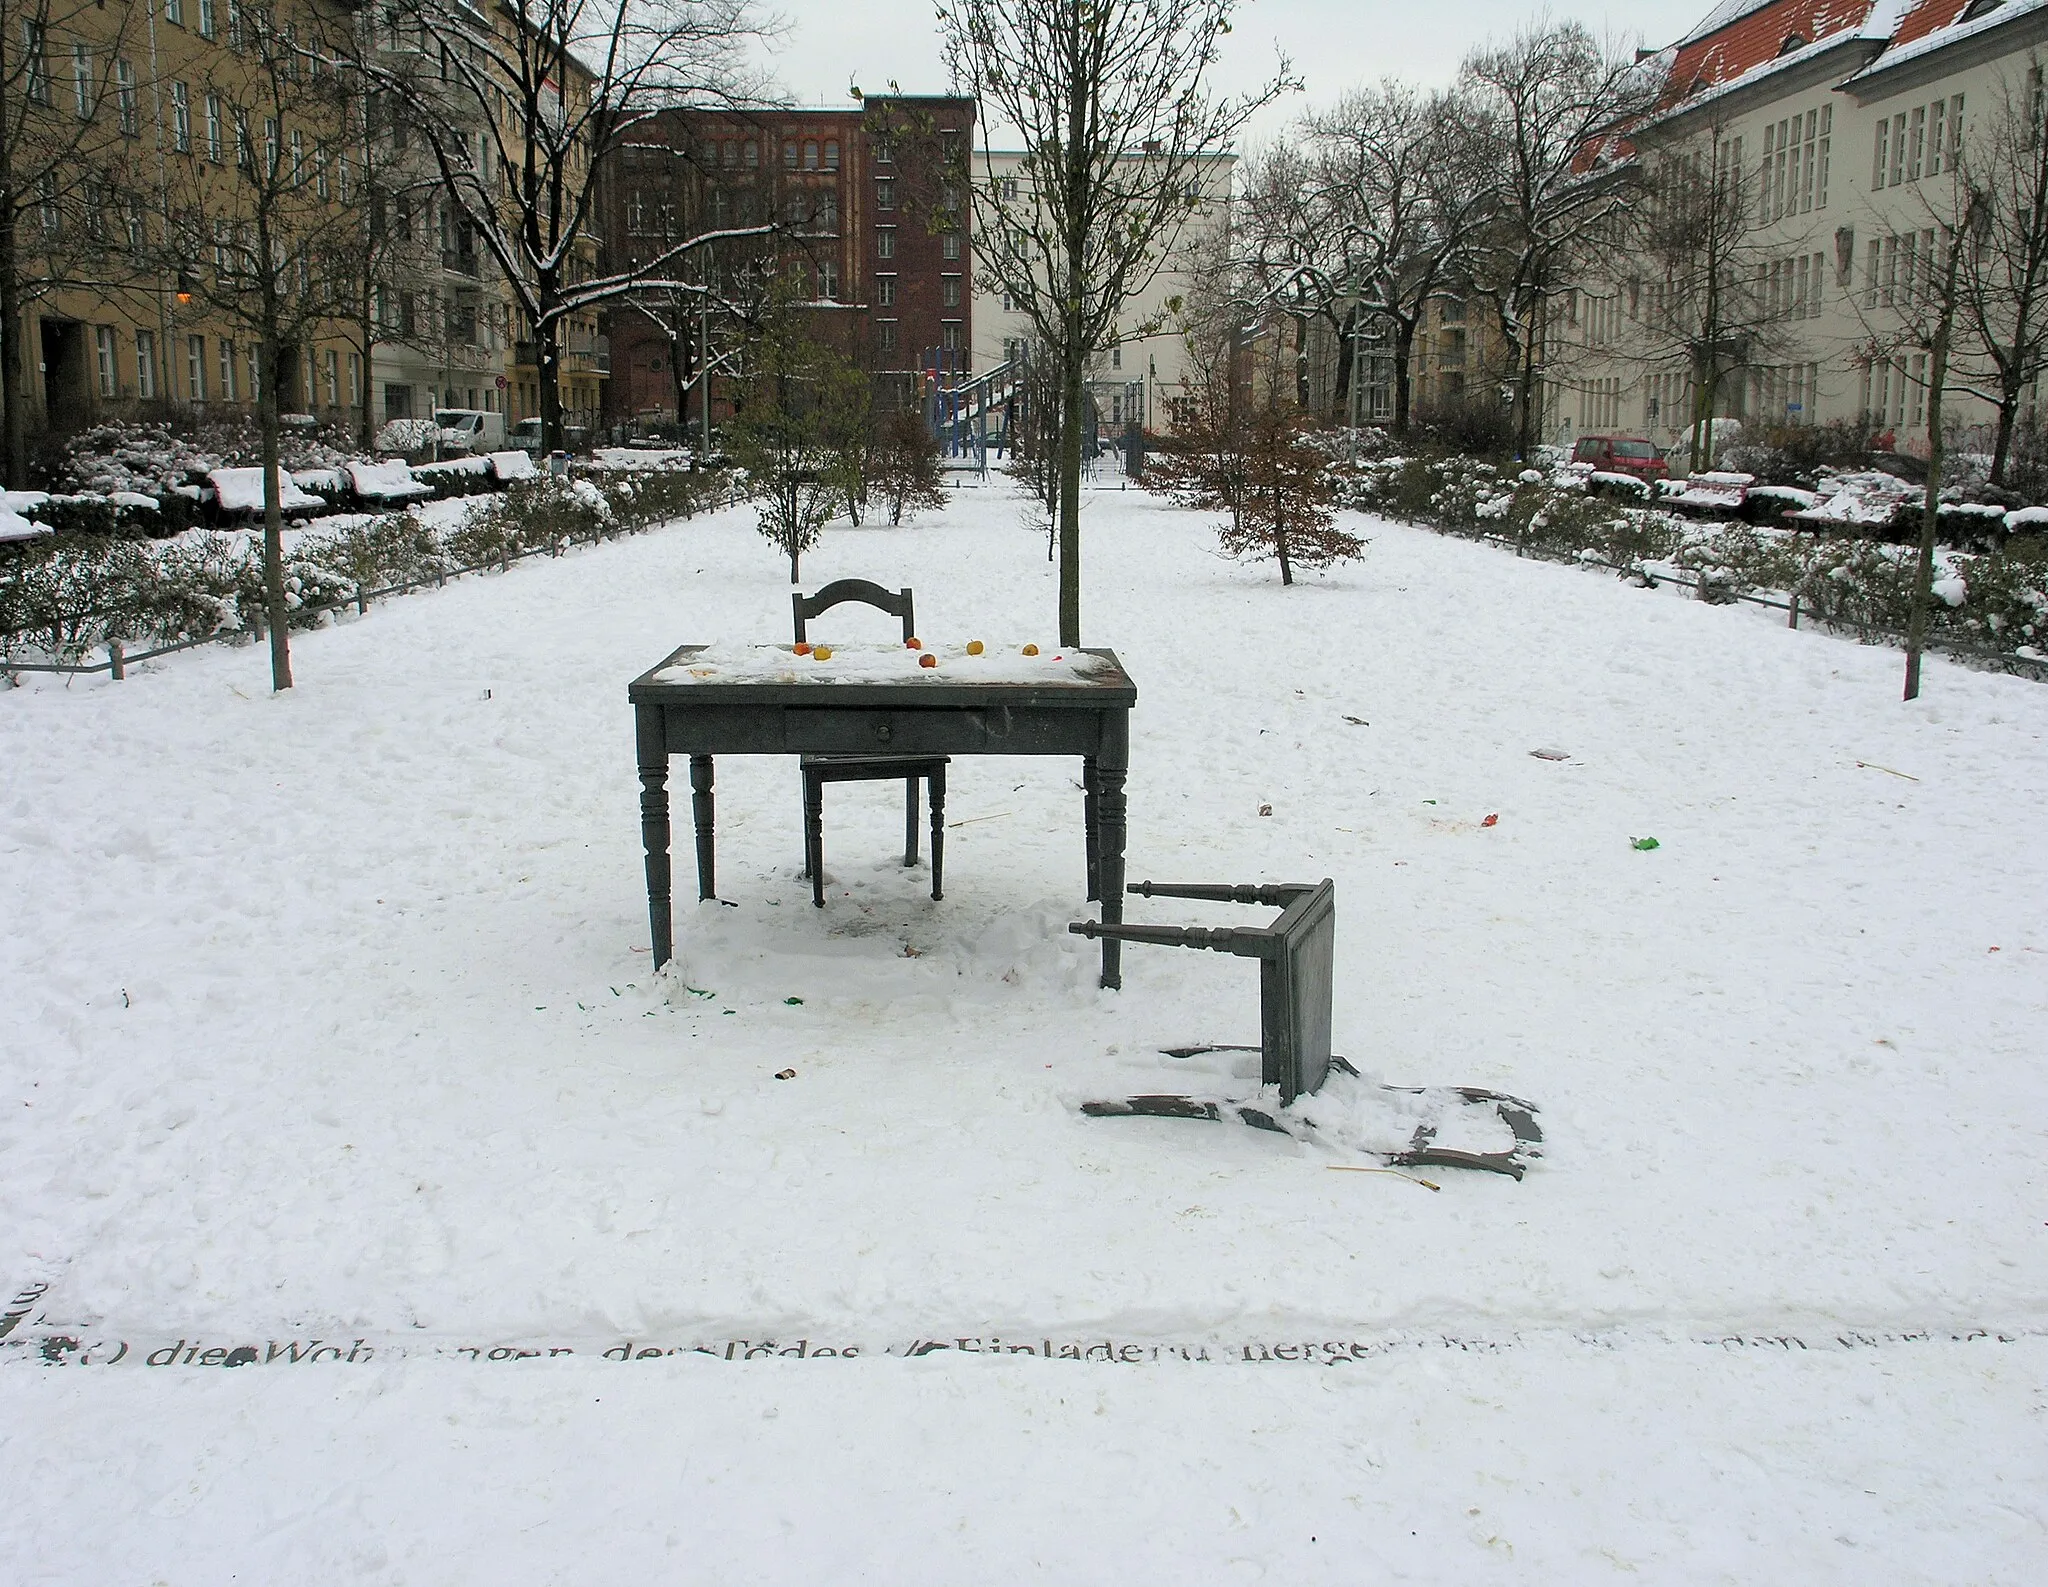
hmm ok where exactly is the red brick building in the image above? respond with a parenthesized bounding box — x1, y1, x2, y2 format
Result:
(600, 96, 976, 429)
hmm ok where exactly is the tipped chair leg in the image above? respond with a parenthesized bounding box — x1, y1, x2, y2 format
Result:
(929, 766, 945, 900)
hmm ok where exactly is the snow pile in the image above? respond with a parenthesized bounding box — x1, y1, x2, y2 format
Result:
(655, 641, 1114, 687)
(487, 450, 537, 482)
(346, 460, 435, 503)
(0, 509, 45, 542)
(207, 467, 323, 516)
(1792, 470, 1920, 527)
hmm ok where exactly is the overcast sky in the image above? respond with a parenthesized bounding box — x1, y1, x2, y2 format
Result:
(755, 0, 1719, 145)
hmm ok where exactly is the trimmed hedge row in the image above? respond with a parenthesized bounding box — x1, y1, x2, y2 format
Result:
(1335, 454, 2048, 658)
(2, 470, 737, 666)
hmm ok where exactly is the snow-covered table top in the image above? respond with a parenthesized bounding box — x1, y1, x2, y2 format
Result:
(650, 641, 1119, 689)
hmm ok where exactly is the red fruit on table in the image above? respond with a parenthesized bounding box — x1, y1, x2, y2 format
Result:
(918, 652, 938, 668)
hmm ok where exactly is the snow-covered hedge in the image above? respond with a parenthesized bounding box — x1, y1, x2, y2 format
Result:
(1331, 450, 2048, 660)
(2, 464, 743, 667)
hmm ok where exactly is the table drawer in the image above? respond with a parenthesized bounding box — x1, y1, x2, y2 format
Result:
(783, 708, 989, 754)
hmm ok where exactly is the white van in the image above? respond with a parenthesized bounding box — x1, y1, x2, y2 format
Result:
(432, 409, 506, 453)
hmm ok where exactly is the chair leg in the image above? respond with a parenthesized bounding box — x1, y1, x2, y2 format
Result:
(903, 777, 919, 867)
(805, 773, 826, 908)
(928, 765, 945, 901)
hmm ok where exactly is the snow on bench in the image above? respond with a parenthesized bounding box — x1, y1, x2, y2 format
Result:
(345, 460, 436, 504)
(486, 449, 537, 483)
(208, 467, 323, 516)
(292, 468, 348, 497)
(0, 508, 46, 542)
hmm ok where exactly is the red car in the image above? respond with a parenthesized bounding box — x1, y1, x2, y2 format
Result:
(1572, 435, 1670, 483)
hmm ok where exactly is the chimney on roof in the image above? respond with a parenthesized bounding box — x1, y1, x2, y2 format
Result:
(1635, 48, 1655, 63)
(1143, 139, 1161, 155)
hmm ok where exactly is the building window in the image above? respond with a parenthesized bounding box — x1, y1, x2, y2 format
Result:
(292, 130, 304, 185)
(115, 58, 137, 134)
(347, 351, 361, 405)
(942, 277, 961, 308)
(1001, 176, 1018, 200)
(199, 0, 216, 36)
(783, 139, 797, 169)
(206, 95, 223, 162)
(941, 323, 962, 353)
(820, 260, 839, 299)
(165, 0, 183, 23)
(803, 139, 818, 170)
(219, 339, 238, 403)
(876, 179, 894, 210)
(71, 42, 91, 118)
(188, 336, 206, 402)
(324, 349, 340, 406)
(877, 228, 895, 259)
(876, 275, 895, 306)
(135, 330, 156, 399)
(875, 138, 894, 164)
(744, 140, 758, 167)
(877, 321, 897, 353)
(823, 139, 839, 170)
(720, 139, 736, 166)
(941, 232, 960, 260)
(1110, 343, 1120, 369)
(248, 345, 262, 402)
(172, 82, 191, 153)
(21, 22, 48, 106)
(95, 327, 118, 398)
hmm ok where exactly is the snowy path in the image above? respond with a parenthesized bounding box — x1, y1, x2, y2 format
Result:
(4, 483, 2045, 1580)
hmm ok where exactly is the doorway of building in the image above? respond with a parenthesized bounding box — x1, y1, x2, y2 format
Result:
(40, 319, 89, 433)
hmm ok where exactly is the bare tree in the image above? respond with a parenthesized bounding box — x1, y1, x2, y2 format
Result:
(1462, 22, 1650, 458)
(0, 0, 144, 484)
(356, 0, 775, 455)
(1627, 123, 1790, 470)
(939, 0, 1293, 646)
(1294, 82, 1488, 434)
(155, 14, 359, 691)
(1951, 59, 2048, 485)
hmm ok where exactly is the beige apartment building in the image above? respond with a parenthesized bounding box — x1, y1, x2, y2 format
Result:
(1553, 0, 2048, 459)
(9, 0, 601, 447)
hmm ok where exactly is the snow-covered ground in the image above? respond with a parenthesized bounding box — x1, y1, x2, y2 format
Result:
(4, 480, 2045, 1582)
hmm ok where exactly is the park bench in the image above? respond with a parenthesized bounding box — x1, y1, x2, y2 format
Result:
(1070, 880, 1543, 1178)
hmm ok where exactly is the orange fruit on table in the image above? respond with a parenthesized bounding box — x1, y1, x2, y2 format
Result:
(966, 640, 984, 655)
(918, 652, 938, 668)
(812, 645, 833, 660)
(906, 636, 922, 649)
(1021, 644, 1039, 656)
(793, 642, 812, 655)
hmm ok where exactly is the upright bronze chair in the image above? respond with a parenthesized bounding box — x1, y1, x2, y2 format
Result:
(793, 580, 948, 907)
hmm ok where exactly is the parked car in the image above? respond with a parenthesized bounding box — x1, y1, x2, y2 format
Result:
(1572, 434, 1671, 483)
(432, 409, 506, 453)
(509, 417, 591, 456)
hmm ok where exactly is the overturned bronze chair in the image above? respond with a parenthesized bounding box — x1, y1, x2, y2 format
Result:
(1069, 880, 1543, 1179)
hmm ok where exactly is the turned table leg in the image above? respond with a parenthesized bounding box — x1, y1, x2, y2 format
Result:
(636, 705, 673, 969)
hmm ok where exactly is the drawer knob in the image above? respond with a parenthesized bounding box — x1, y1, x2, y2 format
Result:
(875, 723, 892, 741)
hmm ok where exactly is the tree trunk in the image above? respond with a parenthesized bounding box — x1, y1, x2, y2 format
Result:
(357, 287, 377, 453)
(1274, 479, 1293, 586)
(537, 308, 564, 455)
(260, 329, 294, 693)
(1906, 240, 1962, 704)
(1990, 385, 2018, 487)
(1515, 312, 1539, 460)
(0, 211, 27, 490)
(1392, 317, 1415, 436)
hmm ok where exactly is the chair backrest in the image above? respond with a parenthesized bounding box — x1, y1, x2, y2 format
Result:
(1259, 880, 1336, 1105)
(793, 579, 915, 644)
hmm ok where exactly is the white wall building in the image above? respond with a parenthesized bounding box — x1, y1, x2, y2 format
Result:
(970, 149, 1234, 435)
(1556, 0, 2048, 459)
